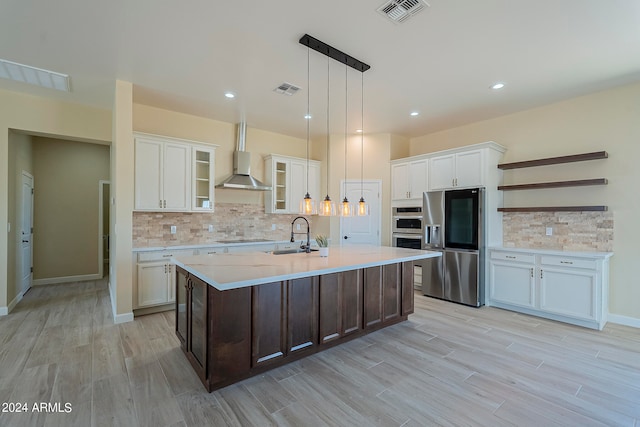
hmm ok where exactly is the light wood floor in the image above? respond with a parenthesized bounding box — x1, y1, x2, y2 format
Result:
(1, 279, 638, 426)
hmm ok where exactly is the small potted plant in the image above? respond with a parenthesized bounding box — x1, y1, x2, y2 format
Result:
(315, 234, 329, 257)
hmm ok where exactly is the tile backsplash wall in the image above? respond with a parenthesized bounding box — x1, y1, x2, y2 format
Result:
(133, 203, 313, 248)
(502, 211, 613, 252)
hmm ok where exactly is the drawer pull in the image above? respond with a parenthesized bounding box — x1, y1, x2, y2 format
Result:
(163, 254, 173, 258)
(506, 255, 516, 259)
(560, 261, 573, 265)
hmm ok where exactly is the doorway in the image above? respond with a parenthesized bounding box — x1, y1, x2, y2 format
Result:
(339, 180, 382, 246)
(99, 180, 110, 278)
(20, 171, 34, 296)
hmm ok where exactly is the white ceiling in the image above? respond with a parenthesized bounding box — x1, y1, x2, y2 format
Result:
(1, 0, 640, 140)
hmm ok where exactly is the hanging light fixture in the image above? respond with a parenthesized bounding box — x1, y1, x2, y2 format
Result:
(300, 45, 316, 215)
(340, 63, 354, 217)
(319, 53, 336, 216)
(357, 71, 370, 216)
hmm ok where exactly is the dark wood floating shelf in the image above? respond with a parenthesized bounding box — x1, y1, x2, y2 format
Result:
(498, 206, 608, 213)
(498, 178, 608, 191)
(497, 151, 608, 170)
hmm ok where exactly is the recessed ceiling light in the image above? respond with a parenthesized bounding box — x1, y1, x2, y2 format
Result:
(224, 92, 235, 99)
(410, 111, 419, 116)
(304, 114, 312, 119)
(490, 82, 505, 90)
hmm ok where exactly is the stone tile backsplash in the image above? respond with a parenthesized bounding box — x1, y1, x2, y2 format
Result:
(502, 211, 613, 252)
(133, 203, 313, 248)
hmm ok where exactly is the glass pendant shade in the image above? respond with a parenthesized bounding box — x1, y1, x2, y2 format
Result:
(300, 193, 316, 215)
(340, 197, 354, 217)
(319, 195, 336, 216)
(357, 196, 369, 216)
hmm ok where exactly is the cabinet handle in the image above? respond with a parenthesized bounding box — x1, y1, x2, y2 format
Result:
(530, 268, 533, 278)
(506, 255, 516, 259)
(560, 261, 573, 265)
(162, 254, 173, 258)
(159, 200, 163, 208)
(164, 200, 167, 208)
(540, 270, 543, 279)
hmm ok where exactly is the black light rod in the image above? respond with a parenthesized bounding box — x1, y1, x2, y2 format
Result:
(299, 34, 370, 73)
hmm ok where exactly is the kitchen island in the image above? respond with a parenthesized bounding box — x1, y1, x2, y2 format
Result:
(172, 245, 441, 391)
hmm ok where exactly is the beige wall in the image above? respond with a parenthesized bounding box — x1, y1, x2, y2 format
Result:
(410, 82, 640, 321)
(31, 137, 110, 280)
(0, 88, 111, 311)
(7, 131, 33, 302)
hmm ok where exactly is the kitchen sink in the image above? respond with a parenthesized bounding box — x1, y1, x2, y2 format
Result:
(271, 248, 318, 255)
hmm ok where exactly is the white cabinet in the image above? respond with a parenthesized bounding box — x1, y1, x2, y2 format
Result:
(192, 146, 215, 211)
(134, 133, 217, 212)
(488, 249, 611, 330)
(265, 154, 320, 214)
(134, 249, 196, 310)
(391, 159, 428, 201)
(430, 149, 483, 190)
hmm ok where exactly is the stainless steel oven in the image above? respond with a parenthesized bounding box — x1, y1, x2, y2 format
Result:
(392, 206, 423, 234)
(392, 233, 423, 250)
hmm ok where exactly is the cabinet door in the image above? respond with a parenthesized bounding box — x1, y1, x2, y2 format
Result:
(288, 277, 318, 353)
(192, 147, 215, 211)
(391, 163, 410, 200)
(455, 150, 483, 188)
(401, 262, 414, 316)
(383, 263, 401, 323)
(289, 160, 306, 214)
(137, 262, 169, 307)
(189, 275, 208, 374)
(175, 267, 188, 345)
(252, 281, 287, 367)
(540, 267, 597, 320)
(409, 160, 428, 198)
(341, 269, 363, 336)
(163, 142, 190, 211)
(429, 154, 455, 190)
(273, 160, 289, 213)
(489, 261, 535, 309)
(134, 138, 163, 210)
(363, 266, 383, 329)
(319, 273, 341, 344)
(167, 264, 176, 303)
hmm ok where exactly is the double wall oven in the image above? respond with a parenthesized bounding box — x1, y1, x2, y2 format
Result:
(391, 206, 423, 250)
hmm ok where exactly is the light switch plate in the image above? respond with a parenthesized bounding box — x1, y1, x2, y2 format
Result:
(208, 224, 214, 232)
(546, 227, 553, 236)
(170, 225, 177, 234)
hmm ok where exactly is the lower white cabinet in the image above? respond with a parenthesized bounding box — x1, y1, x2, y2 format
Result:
(135, 249, 196, 310)
(488, 249, 611, 330)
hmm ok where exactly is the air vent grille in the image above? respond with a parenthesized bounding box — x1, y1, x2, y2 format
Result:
(0, 58, 70, 91)
(377, 0, 429, 23)
(273, 82, 300, 96)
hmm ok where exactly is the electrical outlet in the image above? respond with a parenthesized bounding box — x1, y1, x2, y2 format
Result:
(296, 223, 301, 230)
(208, 224, 214, 232)
(170, 225, 177, 234)
(546, 227, 553, 236)
(271, 224, 276, 231)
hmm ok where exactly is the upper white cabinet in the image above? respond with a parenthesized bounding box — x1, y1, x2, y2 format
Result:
(134, 133, 217, 212)
(265, 154, 320, 214)
(430, 149, 483, 190)
(391, 159, 428, 201)
(488, 248, 611, 330)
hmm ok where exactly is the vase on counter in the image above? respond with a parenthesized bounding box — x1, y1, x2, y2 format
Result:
(319, 247, 329, 257)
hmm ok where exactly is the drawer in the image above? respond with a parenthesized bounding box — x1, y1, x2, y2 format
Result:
(490, 251, 535, 264)
(540, 256, 597, 270)
(276, 242, 299, 251)
(138, 249, 195, 262)
(198, 246, 229, 255)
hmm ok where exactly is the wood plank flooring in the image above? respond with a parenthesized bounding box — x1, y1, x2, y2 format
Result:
(0, 278, 638, 426)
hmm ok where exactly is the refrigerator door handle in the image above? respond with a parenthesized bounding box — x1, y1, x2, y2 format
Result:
(431, 225, 440, 247)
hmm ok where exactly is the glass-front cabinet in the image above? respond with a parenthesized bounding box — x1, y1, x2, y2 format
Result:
(192, 146, 215, 211)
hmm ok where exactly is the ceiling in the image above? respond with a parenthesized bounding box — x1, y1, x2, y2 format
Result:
(2, 0, 640, 140)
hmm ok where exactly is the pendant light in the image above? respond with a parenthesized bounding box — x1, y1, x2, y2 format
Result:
(319, 54, 336, 216)
(340, 63, 354, 217)
(357, 71, 370, 216)
(300, 45, 316, 215)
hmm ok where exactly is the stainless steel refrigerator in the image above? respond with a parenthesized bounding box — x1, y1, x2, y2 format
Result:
(420, 188, 484, 307)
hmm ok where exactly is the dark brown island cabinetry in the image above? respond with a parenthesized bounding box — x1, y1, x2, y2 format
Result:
(176, 262, 414, 392)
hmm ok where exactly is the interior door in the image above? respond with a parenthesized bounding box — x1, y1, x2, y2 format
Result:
(340, 180, 381, 246)
(20, 172, 34, 295)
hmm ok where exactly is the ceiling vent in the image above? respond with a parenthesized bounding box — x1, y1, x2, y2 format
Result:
(0, 58, 70, 91)
(273, 82, 300, 96)
(377, 0, 430, 24)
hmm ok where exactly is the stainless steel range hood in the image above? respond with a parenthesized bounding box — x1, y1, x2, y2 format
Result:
(216, 122, 272, 191)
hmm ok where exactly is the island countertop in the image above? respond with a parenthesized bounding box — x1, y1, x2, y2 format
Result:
(172, 245, 441, 291)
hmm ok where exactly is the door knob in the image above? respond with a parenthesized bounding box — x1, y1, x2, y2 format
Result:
(344, 235, 349, 239)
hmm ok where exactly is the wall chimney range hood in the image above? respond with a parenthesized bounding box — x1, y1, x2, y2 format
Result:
(216, 122, 272, 191)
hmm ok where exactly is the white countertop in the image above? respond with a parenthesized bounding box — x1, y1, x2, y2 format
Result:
(172, 245, 442, 291)
(489, 246, 613, 259)
(133, 240, 286, 252)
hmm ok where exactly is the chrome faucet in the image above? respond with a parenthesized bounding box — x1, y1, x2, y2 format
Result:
(290, 216, 311, 253)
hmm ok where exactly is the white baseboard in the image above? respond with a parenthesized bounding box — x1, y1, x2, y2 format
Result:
(0, 306, 7, 316)
(0, 290, 26, 316)
(608, 313, 640, 329)
(33, 273, 101, 286)
(108, 277, 133, 325)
